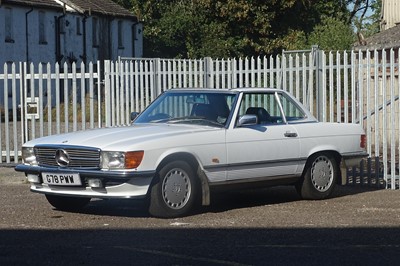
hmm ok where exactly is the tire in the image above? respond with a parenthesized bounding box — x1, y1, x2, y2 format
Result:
(45, 194, 91, 211)
(148, 161, 199, 218)
(297, 153, 338, 200)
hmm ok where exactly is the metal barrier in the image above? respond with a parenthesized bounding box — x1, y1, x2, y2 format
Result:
(1, 49, 400, 188)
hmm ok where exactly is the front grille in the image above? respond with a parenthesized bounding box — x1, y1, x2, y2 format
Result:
(35, 145, 101, 169)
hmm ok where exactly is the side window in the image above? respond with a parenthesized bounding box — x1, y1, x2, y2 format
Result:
(39, 11, 47, 44)
(278, 93, 306, 122)
(5, 8, 14, 43)
(92, 17, 99, 47)
(118, 20, 124, 48)
(238, 93, 284, 124)
(76, 17, 82, 35)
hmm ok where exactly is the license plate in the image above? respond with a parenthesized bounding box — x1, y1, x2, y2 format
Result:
(42, 172, 82, 186)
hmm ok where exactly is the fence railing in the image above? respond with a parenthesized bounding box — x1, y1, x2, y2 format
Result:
(1, 48, 399, 188)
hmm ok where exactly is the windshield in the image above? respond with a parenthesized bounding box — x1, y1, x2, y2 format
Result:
(134, 91, 237, 127)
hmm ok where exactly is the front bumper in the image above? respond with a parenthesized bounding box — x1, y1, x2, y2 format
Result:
(15, 164, 156, 199)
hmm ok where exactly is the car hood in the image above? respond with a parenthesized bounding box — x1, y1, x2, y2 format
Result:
(24, 123, 221, 150)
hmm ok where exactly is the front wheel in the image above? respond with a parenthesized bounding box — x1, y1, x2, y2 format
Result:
(148, 161, 199, 218)
(296, 154, 338, 200)
(45, 195, 91, 211)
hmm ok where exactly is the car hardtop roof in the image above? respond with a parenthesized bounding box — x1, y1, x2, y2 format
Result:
(166, 87, 283, 94)
(232, 87, 285, 93)
(167, 88, 234, 93)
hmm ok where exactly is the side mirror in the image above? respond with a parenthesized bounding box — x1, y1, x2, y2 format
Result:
(130, 112, 139, 123)
(237, 114, 257, 127)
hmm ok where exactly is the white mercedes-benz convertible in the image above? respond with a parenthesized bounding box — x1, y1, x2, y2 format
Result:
(16, 88, 368, 217)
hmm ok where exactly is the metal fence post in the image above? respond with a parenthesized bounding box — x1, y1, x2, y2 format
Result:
(204, 57, 212, 88)
(313, 45, 324, 122)
(154, 58, 161, 96)
(104, 60, 111, 127)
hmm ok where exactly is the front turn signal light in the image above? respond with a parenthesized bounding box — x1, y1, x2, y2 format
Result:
(125, 151, 144, 169)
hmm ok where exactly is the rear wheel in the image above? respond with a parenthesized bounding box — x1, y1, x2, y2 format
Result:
(148, 161, 199, 218)
(297, 153, 338, 200)
(45, 195, 91, 211)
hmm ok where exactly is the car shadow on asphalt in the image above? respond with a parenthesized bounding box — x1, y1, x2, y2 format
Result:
(71, 185, 379, 218)
(204, 184, 379, 214)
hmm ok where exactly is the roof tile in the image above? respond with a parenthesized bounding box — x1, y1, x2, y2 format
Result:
(354, 24, 400, 50)
(2, 0, 61, 8)
(2, 0, 136, 19)
(61, 0, 135, 18)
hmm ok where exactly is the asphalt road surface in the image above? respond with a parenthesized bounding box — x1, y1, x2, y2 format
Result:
(1, 167, 400, 265)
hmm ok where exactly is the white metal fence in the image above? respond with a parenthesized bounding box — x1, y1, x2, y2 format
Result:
(1, 48, 399, 188)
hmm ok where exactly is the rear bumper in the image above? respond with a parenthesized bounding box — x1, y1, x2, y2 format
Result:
(15, 164, 156, 199)
(341, 151, 369, 167)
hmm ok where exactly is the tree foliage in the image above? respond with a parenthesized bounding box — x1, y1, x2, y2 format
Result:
(115, 0, 380, 58)
(308, 17, 355, 51)
(352, 0, 381, 38)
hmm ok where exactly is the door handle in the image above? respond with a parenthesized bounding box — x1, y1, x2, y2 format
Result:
(284, 132, 298, 138)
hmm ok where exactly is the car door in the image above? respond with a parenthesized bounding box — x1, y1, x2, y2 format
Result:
(225, 92, 301, 181)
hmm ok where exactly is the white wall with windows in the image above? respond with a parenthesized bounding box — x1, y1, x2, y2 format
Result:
(0, 2, 143, 119)
(0, 3, 143, 67)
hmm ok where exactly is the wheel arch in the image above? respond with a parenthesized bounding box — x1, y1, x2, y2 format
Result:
(155, 152, 211, 206)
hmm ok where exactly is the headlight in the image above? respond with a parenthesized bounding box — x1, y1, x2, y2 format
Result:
(101, 151, 144, 170)
(22, 147, 38, 166)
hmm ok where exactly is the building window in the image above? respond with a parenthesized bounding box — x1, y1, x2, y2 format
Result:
(59, 17, 66, 34)
(92, 17, 99, 47)
(39, 11, 47, 44)
(76, 17, 82, 35)
(5, 8, 14, 43)
(118, 20, 124, 49)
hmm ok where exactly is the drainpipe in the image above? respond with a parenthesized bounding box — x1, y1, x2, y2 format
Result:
(55, 6, 66, 103)
(25, 8, 33, 63)
(55, 4, 67, 64)
(24, 7, 33, 142)
(108, 18, 114, 60)
(82, 15, 87, 65)
(131, 22, 137, 57)
(55, 13, 66, 64)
